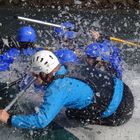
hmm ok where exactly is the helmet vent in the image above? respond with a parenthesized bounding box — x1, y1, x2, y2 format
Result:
(36, 56, 39, 61)
(40, 58, 44, 62)
(32, 50, 60, 74)
(44, 61, 48, 65)
(49, 55, 53, 59)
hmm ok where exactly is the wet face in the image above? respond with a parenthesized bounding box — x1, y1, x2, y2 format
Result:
(32, 72, 53, 86)
(86, 56, 105, 68)
(63, 39, 73, 47)
(32, 72, 48, 85)
(86, 56, 97, 66)
(39, 72, 49, 83)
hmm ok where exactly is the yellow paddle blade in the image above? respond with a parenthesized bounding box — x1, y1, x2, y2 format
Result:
(45, 46, 49, 50)
(110, 37, 140, 48)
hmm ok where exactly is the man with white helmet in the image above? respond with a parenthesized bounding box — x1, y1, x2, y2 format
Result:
(0, 50, 134, 129)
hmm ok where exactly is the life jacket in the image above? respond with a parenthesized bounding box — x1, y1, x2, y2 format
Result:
(54, 63, 116, 117)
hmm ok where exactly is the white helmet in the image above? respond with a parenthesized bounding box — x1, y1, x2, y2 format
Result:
(32, 50, 60, 74)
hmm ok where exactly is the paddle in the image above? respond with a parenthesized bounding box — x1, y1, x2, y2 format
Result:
(0, 77, 23, 92)
(110, 37, 140, 48)
(4, 76, 36, 111)
(15, 16, 63, 28)
(16, 16, 140, 48)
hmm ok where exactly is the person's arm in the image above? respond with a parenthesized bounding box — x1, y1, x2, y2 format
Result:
(1, 81, 67, 129)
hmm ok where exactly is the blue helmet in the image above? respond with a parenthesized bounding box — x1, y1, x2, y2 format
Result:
(17, 26, 37, 42)
(55, 49, 78, 64)
(63, 31, 76, 40)
(62, 21, 74, 30)
(85, 43, 101, 58)
(54, 21, 74, 37)
(54, 27, 64, 37)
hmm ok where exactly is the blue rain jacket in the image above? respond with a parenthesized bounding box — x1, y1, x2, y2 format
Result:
(11, 66, 123, 129)
(11, 66, 93, 129)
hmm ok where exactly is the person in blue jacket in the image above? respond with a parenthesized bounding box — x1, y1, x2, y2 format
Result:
(88, 30, 122, 79)
(0, 50, 134, 129)
(33, 48, 80, 93)
(54, 21, 77, 50)
(0, 26, 43, 72)
(54, 21, 75, 39)
(85, 42, 122, 79)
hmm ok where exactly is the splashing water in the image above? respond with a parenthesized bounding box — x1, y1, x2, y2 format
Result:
(0, 6, 140, 140)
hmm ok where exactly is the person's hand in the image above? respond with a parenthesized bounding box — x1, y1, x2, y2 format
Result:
(0, 110, 9, 123)
(90, 30, 100, 40)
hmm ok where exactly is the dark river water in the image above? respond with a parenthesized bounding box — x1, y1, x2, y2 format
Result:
(0, 7, 139, 38)
(0, 6, 140, 65)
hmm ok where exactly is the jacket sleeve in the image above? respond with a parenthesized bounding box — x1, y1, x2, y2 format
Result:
(11, 82, 66, 129)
